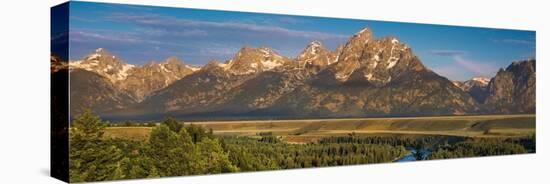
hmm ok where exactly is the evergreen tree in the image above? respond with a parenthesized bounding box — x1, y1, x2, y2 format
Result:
(69, 110, 128, 182)
(70, 110, 106, 141)
(197, 137, 239, 173)
(162, 117, 182, 133)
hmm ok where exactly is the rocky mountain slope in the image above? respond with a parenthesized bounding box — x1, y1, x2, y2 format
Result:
(119, 56, 199, 101)
(222, 47, 292, 75)
(113, 47, 296, 119)
(295, 41, 337, 74)
(69, 69, 136, 116)
(69, 48, 199, 101)
(484, 59, 536, 113)
(453, 77, 490, 103)
(110, 28, 479, 120)
(55, 27, 536, 121)
(261, 28, 479, 118)
(449, 59, 536, 114)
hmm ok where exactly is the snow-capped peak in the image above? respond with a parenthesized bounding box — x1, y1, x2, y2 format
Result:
(258, 47, 285, 70)
(225, 47, 288, 75)
(391, 38, 399, 44)
(69, 48, 137, 83)
(186, 65, 201, 72)
(259, 47, 274, 56)
(385, 39, 401, 69)
(87, 53, 102, 60)
(471, 77, 490, 85)
(451, 81, 463, 88)
(355, 27, 372, 36)
(456, 77, 491, 91)
(307, 41, 322, 54)
(308, 41, 322, 48)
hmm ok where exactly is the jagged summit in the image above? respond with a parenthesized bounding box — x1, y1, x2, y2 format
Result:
(296, 40, 336, 73)
(299, 41, 325, 57)
(95, 47, 106, 53)
(485, 59, 535, 113)
(354, 27, 373, 38)
(471, 77, 490, 85)
(224, 46, 290, 75)
(69, 49, 200, 102)
(454, 77, 490, 90)
(508, 59, 536, 71)
(331, 30, 424, 85)
(201, 60, 227, 71)
(70, 48, 135, 83)
(307, 40, 322, 48)
(163, 56, 182, 64)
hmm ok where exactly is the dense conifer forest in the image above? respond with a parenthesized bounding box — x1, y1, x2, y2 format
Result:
(69, 111, 534, 182)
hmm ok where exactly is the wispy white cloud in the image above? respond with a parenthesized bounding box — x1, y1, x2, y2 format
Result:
(450, 55, 499, 77)
(429, 49, 499, 80)
(277, 17, 304, 24)
(69, 29, 141, 43)
(135, 27, 209, 37)
(199, 46, 240, 59)
(70, 16, 99, 23)
(229, 16, 306, 27)
(105, 12, 348, 41)
(70, 12, 350, 64)
(429, 50, 468, 57)
(431, 65, 466, 81)
(492, 38, 535, 45)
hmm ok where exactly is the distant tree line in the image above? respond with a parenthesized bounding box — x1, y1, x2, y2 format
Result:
(106, 121, 157, 127)
(428, 137, 531, 159)
(318, 135, 466, 148)
(221, 136, 407, 171)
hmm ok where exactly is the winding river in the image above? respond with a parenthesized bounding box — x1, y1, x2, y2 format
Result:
(394, 148, 432, 162)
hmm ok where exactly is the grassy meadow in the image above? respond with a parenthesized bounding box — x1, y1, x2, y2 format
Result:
(104, 114, 535, 143)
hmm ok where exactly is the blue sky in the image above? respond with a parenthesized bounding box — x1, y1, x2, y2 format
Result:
(65, 1, 535, 81)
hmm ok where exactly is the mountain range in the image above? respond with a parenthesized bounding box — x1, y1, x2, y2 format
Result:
(52, 27, 536, 121)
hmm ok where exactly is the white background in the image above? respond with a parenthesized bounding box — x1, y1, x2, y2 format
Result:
(0, 0, 548, 183)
